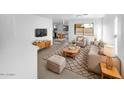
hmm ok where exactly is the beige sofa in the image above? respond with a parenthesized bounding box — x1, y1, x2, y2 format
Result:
(88, 45, 121, 74)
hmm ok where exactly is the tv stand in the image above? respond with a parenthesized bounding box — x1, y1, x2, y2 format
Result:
(32, 40, 51, 48)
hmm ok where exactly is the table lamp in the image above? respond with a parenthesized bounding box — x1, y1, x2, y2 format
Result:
(103, 45, 113, 70)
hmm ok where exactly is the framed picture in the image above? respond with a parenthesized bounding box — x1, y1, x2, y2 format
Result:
(74, 24, 84, 35)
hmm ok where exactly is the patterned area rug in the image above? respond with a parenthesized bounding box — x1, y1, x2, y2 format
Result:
(43, 45, 100, 79)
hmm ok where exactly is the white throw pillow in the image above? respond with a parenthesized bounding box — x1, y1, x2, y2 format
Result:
(78, 37, 83, 41)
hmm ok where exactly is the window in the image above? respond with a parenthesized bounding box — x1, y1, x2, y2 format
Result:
(74, 23, 94, 36)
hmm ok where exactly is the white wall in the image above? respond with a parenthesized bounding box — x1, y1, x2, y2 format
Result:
(33, 16, 53, 44)
(102, 14, 124, 78)
(0, 15, 18, 78)
(102, 15, 115, 45)
(0, 14, 53, 78)
(68, 18, 102, 43)
(102, 14, 116, 57)
(117, 15, 124, 77)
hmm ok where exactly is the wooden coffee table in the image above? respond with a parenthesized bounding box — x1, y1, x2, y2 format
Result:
(63, 46, 80, 59)
(100, 63, 122, 79)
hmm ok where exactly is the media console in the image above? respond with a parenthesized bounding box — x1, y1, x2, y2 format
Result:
(32, 40, 51, 48)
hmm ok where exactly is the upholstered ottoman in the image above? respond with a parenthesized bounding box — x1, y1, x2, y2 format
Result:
(47, 55, 66, 74)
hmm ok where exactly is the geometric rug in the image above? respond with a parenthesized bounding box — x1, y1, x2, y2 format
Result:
(64, 47, 100, 79)
(42, 45, 100, 79)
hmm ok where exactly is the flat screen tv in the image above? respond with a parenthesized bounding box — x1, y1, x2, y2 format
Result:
(35, 29, 47, 37)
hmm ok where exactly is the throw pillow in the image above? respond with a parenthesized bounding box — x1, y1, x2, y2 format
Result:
(78, 37, 83, 42)
(98, 48, 104, 55)
(98, 41, 104, 48)
(94, 41, 99, 46)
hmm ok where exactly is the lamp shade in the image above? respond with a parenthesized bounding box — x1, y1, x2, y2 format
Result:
(103, 44, 113, 57)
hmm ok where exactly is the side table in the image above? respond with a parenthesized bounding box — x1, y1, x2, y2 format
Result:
(100, 63, 122, 79)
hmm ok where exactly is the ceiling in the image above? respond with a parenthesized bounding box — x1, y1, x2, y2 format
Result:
(38, 14, 105, 24)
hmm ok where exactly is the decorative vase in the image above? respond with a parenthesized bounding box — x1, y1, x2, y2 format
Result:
(106, 56, 113, 70)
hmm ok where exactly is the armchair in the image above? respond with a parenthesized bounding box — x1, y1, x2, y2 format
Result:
(75, 36, 87, 47)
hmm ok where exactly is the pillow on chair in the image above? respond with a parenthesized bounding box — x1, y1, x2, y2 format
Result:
(78, 37, 83, 42)
(77, 36, 83, 42)
(94, 41, 99, 46)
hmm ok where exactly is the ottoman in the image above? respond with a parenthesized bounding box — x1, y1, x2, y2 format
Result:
(47, 55, 66, 74)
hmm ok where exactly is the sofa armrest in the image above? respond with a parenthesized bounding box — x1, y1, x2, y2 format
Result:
(88, 53, 102, 74)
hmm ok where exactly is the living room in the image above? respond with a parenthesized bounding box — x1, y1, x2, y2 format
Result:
(1, 0, 124, 93)
(0, 14, 124, 79)
(36, 14, 124, 79)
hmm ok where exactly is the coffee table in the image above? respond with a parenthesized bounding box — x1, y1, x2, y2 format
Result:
(100, 63, 122, 79)
(63, 46, 80, 59)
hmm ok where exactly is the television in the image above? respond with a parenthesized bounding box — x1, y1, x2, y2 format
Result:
(35, 29, 47, 37)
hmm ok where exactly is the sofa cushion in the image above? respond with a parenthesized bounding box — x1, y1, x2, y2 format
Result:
(94, 41, 99, 46)
(89, 45, 99, 54)
(98, 41, 105, 48)
(98, 47, 104, 55)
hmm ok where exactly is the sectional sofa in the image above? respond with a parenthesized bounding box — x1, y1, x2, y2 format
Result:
(88, 44, 121, 74)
